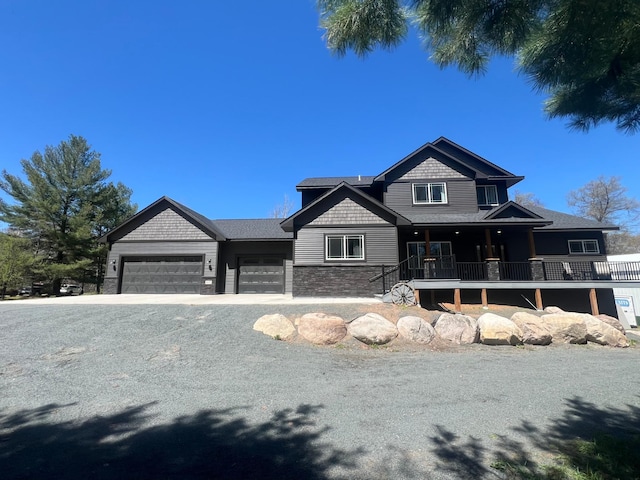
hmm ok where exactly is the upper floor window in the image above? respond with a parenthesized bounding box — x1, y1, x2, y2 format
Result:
(568, 239, 599, 254)
(412, 183, 447, 204)
(326, 234, 364, 260)
(476, 185, 499, 206)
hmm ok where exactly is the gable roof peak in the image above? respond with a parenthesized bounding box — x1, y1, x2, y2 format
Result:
(281, 181, 410, 231)
(100, 195, 227, 243)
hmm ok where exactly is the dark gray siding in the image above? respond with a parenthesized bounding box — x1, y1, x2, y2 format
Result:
(384, 178, 478, 215)
(217, 241, 293, 294)
(533, 231, 607, 257)
(294, 226, 398, 265)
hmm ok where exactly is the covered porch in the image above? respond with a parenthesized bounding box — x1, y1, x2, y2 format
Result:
(372, 224, 640, 315)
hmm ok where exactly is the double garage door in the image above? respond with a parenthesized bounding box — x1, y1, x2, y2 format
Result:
(121, 256, 203, 294)
(120, 255, 285, 294)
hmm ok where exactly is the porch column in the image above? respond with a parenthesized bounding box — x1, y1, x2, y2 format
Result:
(424, 229, 431, 255)
(484, 228, 492, 258)
(481, 289, 488, 309)
(528, 228, 537, 258)
(589, 289, 599, 316)
(535, 288, 543, 310)
(454, 288, 462, 313)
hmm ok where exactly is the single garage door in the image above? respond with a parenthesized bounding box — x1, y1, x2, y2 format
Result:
(121, 256, 203, 294)
(237, 257, 284, 294)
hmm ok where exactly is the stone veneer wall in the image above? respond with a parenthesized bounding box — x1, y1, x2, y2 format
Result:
(103, 278, 118, 294)
(293, 266, 383, 297)
(200, 279, 216, 295)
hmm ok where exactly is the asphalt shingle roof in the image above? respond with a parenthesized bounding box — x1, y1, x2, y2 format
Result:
(211, 219, 293, 240)
(404, 204, 618, 230)
(524, 206, 618, 230)
(296, 176, 376, 188)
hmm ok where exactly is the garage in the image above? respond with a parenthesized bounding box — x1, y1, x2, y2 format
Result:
(237, 257, 285, 294)
(120, 256, 203, 294)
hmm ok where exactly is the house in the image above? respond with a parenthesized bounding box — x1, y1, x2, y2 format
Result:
(100, 137, 640, 315)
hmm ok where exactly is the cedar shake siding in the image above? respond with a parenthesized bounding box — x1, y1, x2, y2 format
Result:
(394, 156, 468, 180)
(116, 208, 212, 241)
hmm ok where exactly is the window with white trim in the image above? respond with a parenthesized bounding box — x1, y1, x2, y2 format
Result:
(476, 185, 499, 206)
(326, 235, 364, 260)
(412, 183, 447, 204)
(568, 239, 600, 254)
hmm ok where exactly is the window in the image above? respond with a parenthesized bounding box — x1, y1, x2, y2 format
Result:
(568, 240, 600, 254)
(407, 241, 452, 267)
(412, 183, 447, 204)
(326, 235, 364, 260)
(476, 185, 499, 206)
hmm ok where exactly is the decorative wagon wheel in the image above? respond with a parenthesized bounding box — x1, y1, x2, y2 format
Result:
(390, 282, 416, 306)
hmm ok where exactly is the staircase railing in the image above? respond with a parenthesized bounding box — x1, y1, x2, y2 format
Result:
(369, 256, 417, 293)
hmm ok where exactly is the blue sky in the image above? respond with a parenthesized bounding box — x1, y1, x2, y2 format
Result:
(1, 0, 638, 222)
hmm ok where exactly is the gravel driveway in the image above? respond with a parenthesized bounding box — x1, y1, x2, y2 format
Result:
(1, 302, 639, 479)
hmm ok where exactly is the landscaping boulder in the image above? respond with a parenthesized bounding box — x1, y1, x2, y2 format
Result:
(540, 313, 587, 344)
(253, 314, 295, 340)
(421, 310, 442, 326)
(511, 312, 552, 345)
(348, 313, 398, 345)
(596, 314, 626, 334)
(434, 313, 479, 344)
(477, 313, 523, 345)
(297, 313, 347, 345)
(544, 306, 564, 314)
(583, 314, 629, 348)
(397, 316, 436, 344)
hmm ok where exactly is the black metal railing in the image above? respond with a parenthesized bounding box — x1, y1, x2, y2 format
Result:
(370, 258, 640, 293)
(544, 260, 640, 281)
(369, 256, 416, 293)
(456, 262, 488, 280)
(499, 262, 532, 280)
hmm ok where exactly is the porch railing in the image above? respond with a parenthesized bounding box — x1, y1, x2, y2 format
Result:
(456, 262, 488, 280)
(499, 262, 532, 281)
(370, 257, 640, 293)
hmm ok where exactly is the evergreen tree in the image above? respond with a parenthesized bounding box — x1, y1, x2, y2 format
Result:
(0, 135, 136, 294)
(317, 0, 640, 132)
(0, 233, 37, 299)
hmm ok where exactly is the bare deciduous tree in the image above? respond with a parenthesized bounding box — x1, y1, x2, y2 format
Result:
(567, 176, 640, 225)
(513, 191, 544, 208)
(270, 194, 295, 218)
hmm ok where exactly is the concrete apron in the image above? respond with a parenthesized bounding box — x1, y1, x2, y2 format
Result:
(4, 294, 382, 305)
